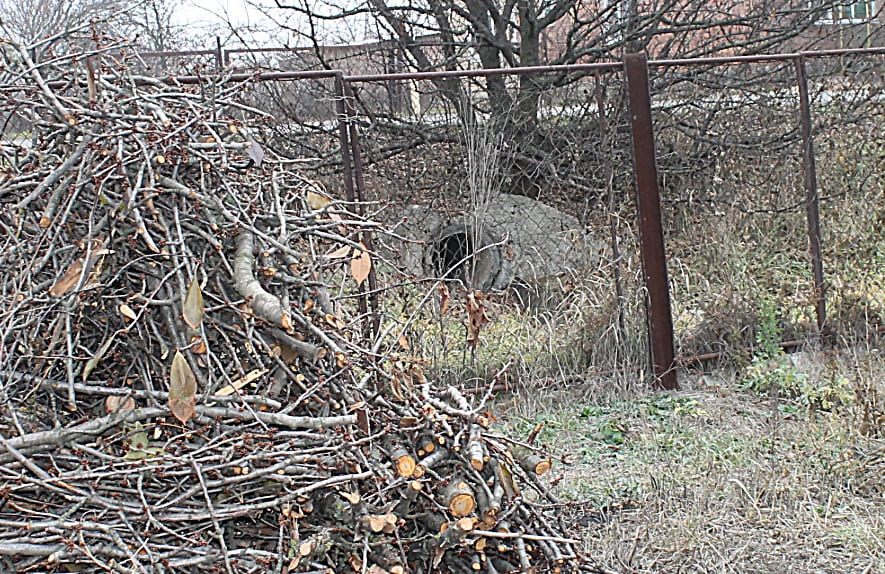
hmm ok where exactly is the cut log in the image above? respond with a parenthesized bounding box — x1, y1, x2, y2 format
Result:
(414, 447, 447, 478)
(443, 479, 476, 518)
(512, 445, 552, 476)
(389, 444, 417, 478)
(417, 432, 437, 455)
(467, 424, 485, 472)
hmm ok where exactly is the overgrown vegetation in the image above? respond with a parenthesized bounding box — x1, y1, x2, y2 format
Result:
(496, 345, 885, 572)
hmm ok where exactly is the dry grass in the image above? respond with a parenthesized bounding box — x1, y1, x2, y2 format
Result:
(494, 345, 885, 573)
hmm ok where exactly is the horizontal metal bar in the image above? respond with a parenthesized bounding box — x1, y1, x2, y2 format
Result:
(343, 61, 623, 82)
(344, 46, 884, 83)
(648, 46, 885, 67)
(41, 69, 343, 90)
(40, 46, 885, 89)
(165, 69, 343, 85)
(138, 49, 218, 58)
(226, 46, 316, 55)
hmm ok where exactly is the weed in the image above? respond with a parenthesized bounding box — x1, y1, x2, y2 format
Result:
(740, 299, 853, 410)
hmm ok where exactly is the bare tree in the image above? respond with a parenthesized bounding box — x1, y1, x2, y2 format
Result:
(0, 0, 119, 49)
(0, 0, 185, 58)
(268, 0, 848, 124)
(123, 0, 185, 52)
(255, 0, 870, 196)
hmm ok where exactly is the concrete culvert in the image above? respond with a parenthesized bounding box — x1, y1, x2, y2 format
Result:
(393, 194, 603, 292)
(426, 223, 509, 291)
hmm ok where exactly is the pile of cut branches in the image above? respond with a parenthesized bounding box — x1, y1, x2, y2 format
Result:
(0, 43, 587, 573)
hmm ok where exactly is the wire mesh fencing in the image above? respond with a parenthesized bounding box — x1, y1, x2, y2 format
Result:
(334, 50, 884, 386)
(5, 43, 881, 389)
(646, 53, 884, 364)
(339, 65, 653, 389)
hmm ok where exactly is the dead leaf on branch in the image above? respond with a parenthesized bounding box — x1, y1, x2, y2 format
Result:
(169, 351, 197, 424)
(105, 395, 135, 413)
(397, 332, 409, 350)
(50, 258, 84, 297)
(439, 284, 450, 316)
(119, 303, 138, 322)
(49, 238, 109, 298)
(182, 279, 204, 329)
(350, 243, 372, 286)
(465, 291, 489, 348)
(306, 190, 331, 211)
(326, 245, 351, 259)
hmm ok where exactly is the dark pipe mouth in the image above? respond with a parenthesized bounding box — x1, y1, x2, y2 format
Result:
(432, 230, 472, 281)
(427, 223, 504, 291)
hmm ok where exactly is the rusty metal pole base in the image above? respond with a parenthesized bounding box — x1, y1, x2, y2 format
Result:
(624, 52, 678, 391)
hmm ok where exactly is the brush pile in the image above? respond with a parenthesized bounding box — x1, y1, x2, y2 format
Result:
(0, 43, 586, 573)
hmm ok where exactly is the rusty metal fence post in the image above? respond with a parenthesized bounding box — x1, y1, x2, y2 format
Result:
(215, 37, 224, 72)
(794, 55, 828, 335)
(333, 75, 357, 204)
(337, 79, 381, 339)
(623, 53, 677, 390)
(594, 72, 627, 341)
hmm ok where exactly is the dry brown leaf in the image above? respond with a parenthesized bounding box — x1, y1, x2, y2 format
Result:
(439, 284, 450, 316)
(169, 351, 197, 424)
(119, 303, 138, 321)
(214, 368, 268, 397)
(105, 395, 135, 413)
(326, 245, 351, 259)
(466, 291, 489, 348)
(397, 333, 409, 350)
(50, 258, 84, 297)
(189, 335, 207, 354)
(182, 280, 204, 329)
(350, 244, 371, 286)
(281, 311, 293, 331)
(340, 490, 361, 505)
(306, 190, 331, 210)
